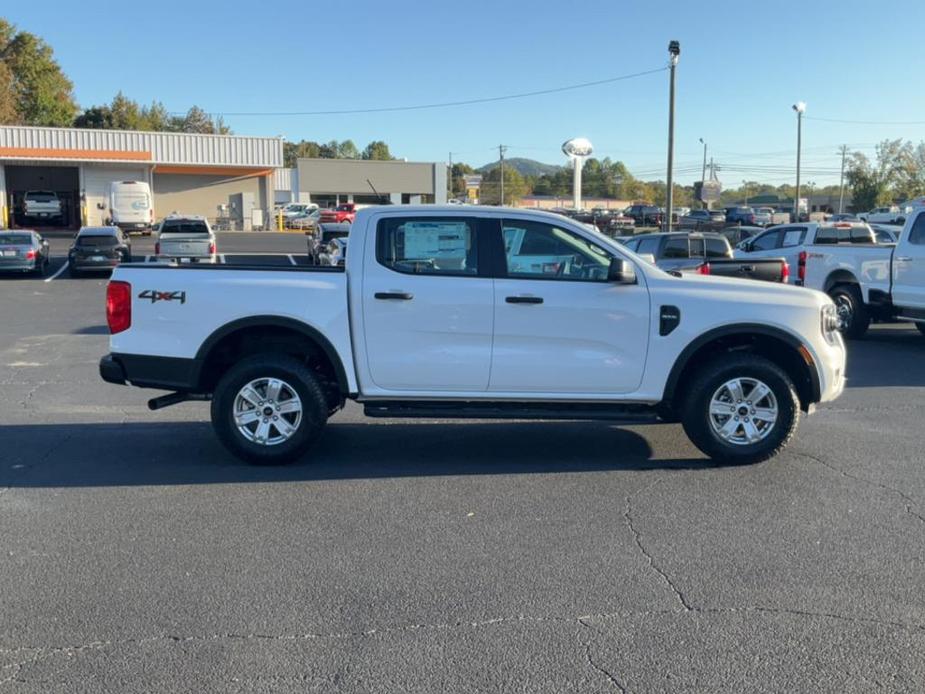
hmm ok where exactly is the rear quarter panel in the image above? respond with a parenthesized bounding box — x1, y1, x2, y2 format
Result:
(804, 246, 892, 301)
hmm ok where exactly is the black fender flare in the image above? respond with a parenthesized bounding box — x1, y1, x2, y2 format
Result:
(662, 323, 821, 406)
(195, 315, 350, 394)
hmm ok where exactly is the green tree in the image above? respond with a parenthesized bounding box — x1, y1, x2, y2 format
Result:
(846, 139, 911, 211)
(0, 19, 77, 126)
(173, 105, 228, 134)
(450, 162, 475, 197)
(283, 140, 323, 167)
(337, 139, 359, 159)
(479, 165, 528, 205)
(362, 140, 393, 160)
(0, 60, 18, 124)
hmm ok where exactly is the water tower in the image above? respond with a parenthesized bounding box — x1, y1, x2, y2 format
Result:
(562, 137, 594, 210)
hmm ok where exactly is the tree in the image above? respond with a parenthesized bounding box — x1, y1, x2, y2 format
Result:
(283, 140, 322, 167)
(846, 139, 911, 211)
(337, 139, 359, 159)
(362, 140, 393, 160)
(479, 165, 528, 205)
(173, 105, 229, 134)
(450, 162, 475, 197)
(0, 60, 18, 124)
(0, 19, 77, 126)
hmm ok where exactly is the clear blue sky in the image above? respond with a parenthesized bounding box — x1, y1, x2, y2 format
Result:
(7, 0, 925, 186)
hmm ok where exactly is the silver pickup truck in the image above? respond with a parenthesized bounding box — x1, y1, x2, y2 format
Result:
(154, 215, 216, 262)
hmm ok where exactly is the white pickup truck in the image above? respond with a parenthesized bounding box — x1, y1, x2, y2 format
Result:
(804, 208, 925, 338)
(99, 206, 846, 466)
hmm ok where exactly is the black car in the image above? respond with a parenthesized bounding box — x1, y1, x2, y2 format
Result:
(307, 223, 350, 264)
(68, 226, 132, 276)
(624, 204, 663, 226)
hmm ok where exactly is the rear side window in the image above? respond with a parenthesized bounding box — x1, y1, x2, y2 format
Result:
(160, 220, 209, 234)
(751, 231, 780, 251)
(377, 217, 478, 275)
(662, 237, 690, 258)
(705, 238, 730, 258)
(909, 215, 925, 245)
(636, 237, 660, 256)
(781, 229, 806, 247)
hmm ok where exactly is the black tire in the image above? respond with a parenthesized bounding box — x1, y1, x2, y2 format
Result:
(681, 353, 800, 465)
(829, 284, 870, 339)
(211, 353, 328, 465)
(69, 265, 81, 278)
(915, 322, 925, 337)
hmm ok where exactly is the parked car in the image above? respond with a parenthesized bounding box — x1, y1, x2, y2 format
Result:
(318, 236, 348, 267)
(109, 181, 154, 235)
(870, 224, 899, 244)
(0, 230, 51, 276)
(735, 222, 876, 286)
(319, 203, 357, 224)
(753, 207, 775, 226)
(290, 209, 322, 231)
(154, 215, 216, 262)
(804, 208, 925, 338)
(624, 204, 663, 226)
(68, 226, 132, 276)
(281, 203, 319, 225)
(623, 231, 788, 282)
(724, 206, 757, 225)
(100, 205, 846, 467)
(591, 208, 634, 235)
(828, 213, 858, 223)
(307, 223, 351, 264)
(720, 225, 764, 246)
(22, 191, 63, 223)
(679, 209, 726, 230)
(858, 206, 902, 224)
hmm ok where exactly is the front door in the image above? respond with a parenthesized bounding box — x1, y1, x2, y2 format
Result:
(361, 215, 494, 391)
(488, 218, 650, 394)
(892, 213, 925, 311)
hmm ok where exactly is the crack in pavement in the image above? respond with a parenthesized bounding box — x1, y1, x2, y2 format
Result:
(579, 618, 629, 692)
(623, 478, 694, 612)
(796, 450, 925, 527)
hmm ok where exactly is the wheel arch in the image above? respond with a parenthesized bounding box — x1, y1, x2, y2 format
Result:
(194, 316, 350, 397)
(822, 269, 860, 294)
(662, 324, 821, 415)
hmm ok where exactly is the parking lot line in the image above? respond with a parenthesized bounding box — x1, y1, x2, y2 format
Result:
(44, 261, 69, 283)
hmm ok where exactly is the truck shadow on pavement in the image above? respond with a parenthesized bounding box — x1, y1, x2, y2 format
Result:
(0, 420, 714, 488)
(845, 325, 925, 387)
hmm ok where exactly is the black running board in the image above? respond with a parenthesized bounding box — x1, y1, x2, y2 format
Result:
(363, 400, 660, 423)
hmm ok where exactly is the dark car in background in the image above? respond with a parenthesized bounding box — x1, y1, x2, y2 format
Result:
(624, 204, 663, 226)
(720, 225, 764, 246)
(0, 230, 51, 276)
(623, 231, 788, 282)
(724, 206, 757, 225)
(68, 226, 132, 276)
(679, 208, 726, 230)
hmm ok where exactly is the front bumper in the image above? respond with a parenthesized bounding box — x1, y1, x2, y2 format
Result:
(813, 333, 847, 404)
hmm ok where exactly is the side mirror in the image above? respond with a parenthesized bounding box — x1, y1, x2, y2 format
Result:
(608, 257, 637, 284)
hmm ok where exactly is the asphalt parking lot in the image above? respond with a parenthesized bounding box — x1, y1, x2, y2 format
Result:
(2, 232, 925, 692)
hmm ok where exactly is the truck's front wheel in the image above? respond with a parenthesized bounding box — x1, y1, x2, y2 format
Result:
(211, 354, 328, 465)
(681, 354, 800, 465)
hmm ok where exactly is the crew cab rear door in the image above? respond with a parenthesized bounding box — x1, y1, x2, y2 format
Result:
(892, 212, 925, 311)
(487, 217, 650, 394)
(360, 215, 494, 391)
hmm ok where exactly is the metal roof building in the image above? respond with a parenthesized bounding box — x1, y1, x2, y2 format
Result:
(0, 125, 284, 230)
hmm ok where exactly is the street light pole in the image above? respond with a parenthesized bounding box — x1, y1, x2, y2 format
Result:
(699, 137, 707, 209)
(793, 101, 806, 222)
(665, 40, 680, 231)
(499, 144, 507, 206)
(838, 144, 848, 214)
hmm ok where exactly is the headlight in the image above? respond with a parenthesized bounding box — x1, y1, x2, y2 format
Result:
(821, 304, 840, 344)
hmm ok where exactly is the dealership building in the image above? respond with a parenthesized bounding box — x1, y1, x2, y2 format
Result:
(0, 125, 282, 230)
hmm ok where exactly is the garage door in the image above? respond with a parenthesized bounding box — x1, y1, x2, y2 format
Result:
(83, 166, 149, 227)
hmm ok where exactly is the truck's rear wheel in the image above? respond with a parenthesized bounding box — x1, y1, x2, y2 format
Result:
(681, 354, 800, 465)
(211, 354, 327, 465)
(829, 284, 870, 339)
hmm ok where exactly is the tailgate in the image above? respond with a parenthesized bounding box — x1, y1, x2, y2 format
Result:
(160, 237, 212, 256)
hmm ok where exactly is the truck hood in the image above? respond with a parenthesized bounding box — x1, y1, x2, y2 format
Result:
(650, 270, 831, 310)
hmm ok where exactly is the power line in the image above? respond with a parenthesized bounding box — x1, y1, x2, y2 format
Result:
(195, 67, 668, 117)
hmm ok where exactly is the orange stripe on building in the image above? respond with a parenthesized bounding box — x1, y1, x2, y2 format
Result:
(153, 165, 274, 177)
(0, 147, 152, 161)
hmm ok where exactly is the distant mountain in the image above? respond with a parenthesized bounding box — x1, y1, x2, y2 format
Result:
(477, 157, 562, 178)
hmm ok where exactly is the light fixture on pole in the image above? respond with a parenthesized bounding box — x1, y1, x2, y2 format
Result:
(665, 40, 680, 230)
(792, 101, 806, 222)
(562, 137, 594, 210)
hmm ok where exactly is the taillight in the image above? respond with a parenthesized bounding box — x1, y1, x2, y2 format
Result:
(798, 250, 807, 282)
(208, 241, 216, 255)
(106, 281, 132, 334)
(698, 263, 711, 275)
(154, 242, 160, 255)
(25, 249, 36, 259)
(781, 261, 791, 283)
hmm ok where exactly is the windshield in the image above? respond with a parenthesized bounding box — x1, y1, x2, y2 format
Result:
(0, 233, 32, 244)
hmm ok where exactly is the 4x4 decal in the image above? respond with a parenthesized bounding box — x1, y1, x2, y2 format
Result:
(138, 289, 187, 304)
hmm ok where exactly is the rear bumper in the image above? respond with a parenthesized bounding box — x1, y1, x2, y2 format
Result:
(71, 258, 120, 270)
(0, 260, 37, 272)
(100, 353, 202, 390)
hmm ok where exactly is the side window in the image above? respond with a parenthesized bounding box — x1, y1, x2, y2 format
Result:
(624, 239, 639, 252)
(636, 237, 660, 256)
(501, 219, 611, 281)
(751, 231, 780, 251)
(705, 238, 729, 258)
(662, 237, 690, 258)
(377, 217, 478, 275)
(781, 228, 806, 247)
(908, 215, 925, 245)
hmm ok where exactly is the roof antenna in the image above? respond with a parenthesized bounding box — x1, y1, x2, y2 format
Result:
(366, 179, 391, 204)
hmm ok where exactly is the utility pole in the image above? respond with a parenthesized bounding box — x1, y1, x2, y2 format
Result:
(499, 144, 507, 206)
(837, 144, 848, 213)
(793, 102, 806, 222)
(699, 137, 707, 209)
(665, 40, 680, 231)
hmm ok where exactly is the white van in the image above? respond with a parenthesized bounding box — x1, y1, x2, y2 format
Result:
(109, 181, 153, 235)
